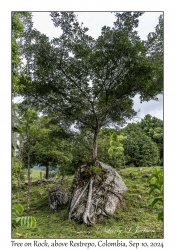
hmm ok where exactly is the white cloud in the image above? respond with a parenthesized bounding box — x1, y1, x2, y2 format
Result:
(136, 12, 163, 40)
(32, 12, 62, 39)
(133, 94, 163, 121)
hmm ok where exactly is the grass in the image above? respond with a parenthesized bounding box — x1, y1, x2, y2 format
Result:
(12, 166, 163, 239)
(30, 169, 46, 182)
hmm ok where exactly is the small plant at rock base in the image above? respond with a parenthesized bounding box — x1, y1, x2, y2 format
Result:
(147, 168, 163, 222)
(90, 165, 102, 175)
(12, 203, 36, 229)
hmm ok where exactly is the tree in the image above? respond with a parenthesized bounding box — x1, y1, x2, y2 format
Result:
(27, 116, 73, 179)
(97, 128, 122, 168)
(12, 12, 33, 97)
(145, 14, 163, 94)
(108, 133, 127, 168)
(18, 12, 163, 162)
(12, 12, 28, 157)
(66, 136, 92, 175)
(122, 123, 159, 167)
(139, 114, 163, 165)
(17, 108, 38, 210)
(12, 12, 33, 172)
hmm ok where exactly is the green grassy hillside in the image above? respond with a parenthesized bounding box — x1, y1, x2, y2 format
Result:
(30, 168, 46, 181)
(12, 166, 163, 238)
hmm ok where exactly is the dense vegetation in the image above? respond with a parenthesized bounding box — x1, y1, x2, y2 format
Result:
(12, 11, 163, 237)
(12, 111, 163, 179)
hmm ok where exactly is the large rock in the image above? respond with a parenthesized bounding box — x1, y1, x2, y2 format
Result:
(48, 179, 69, 210)
(68, 161, 127, 224)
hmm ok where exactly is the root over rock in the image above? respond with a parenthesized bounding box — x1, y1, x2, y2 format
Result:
(68, 161, 127, 224)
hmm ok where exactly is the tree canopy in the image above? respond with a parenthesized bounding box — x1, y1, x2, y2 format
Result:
(12, 12, 33, 96)
(15, 12, 163, 161)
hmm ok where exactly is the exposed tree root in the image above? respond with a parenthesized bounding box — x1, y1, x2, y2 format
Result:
(68, 181, 89, 221)
(83, 177, 94, 225)
(68, 161, 127, 224)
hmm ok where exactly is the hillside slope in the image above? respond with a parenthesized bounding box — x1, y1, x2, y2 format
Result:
(12, 166, 163, 238)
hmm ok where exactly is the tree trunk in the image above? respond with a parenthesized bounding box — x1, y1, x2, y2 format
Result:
(27, 152, 31, 211)
(18, 147, 23, 187)
(46, 166, 49, 179)
(17, 168, 21, 187)
(93, 130, 99, 161)
(122, 152, 126, 168)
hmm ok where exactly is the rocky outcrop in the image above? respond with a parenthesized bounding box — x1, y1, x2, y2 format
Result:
(68, 161, 127, 224)
(48, 179, 69, 210)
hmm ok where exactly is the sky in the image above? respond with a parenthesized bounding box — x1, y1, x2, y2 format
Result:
(31, 11, 163, 122)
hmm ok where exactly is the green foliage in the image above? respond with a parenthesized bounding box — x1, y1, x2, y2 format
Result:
(108, 134, 127, 156)
(15, 108, 39, 170)
(90, 165, 102, 175)
(64, 129, 92, 173)
(108, 133, 127, 167)
(12, 204, 36, 229)
(58, 164, 76, 177)
(122, 123, 159, 167)
(12, 126, 22, 133)
(12, 12, 33, 95)
(17, 12, 163, 161)
(97, 129, 122, 168)
(30, 118, 73, 177)
(12, 158, 26, 186)
(139, 114, 163, 165)
(15, 109, 73, 178)
(145, 14, 163, 92)
(147, 168, 163, 222)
